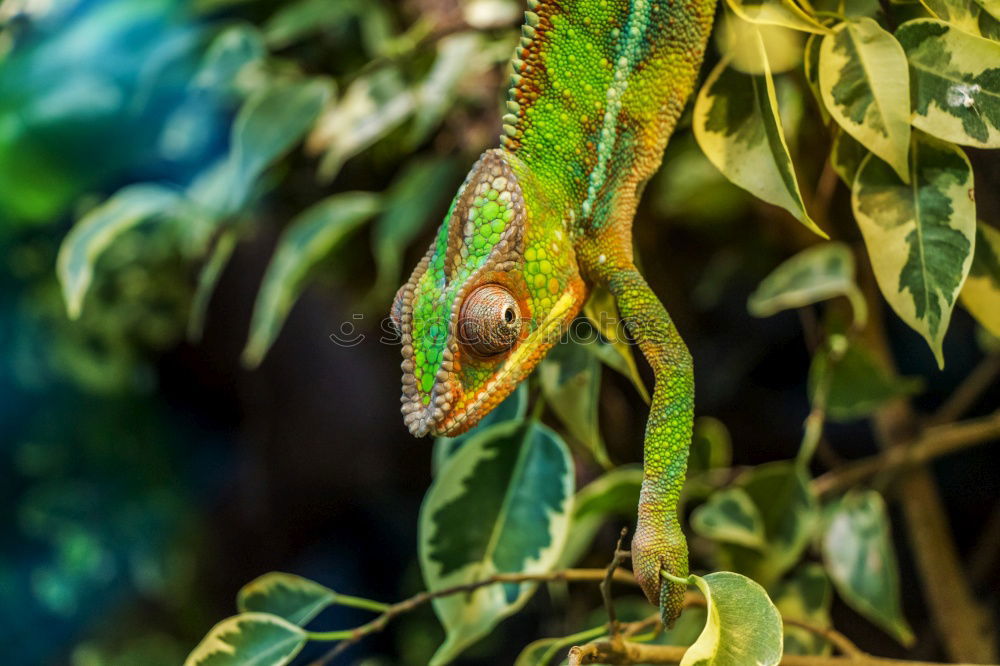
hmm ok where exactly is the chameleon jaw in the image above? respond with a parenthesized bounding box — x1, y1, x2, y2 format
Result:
(421, 288, 580, 438)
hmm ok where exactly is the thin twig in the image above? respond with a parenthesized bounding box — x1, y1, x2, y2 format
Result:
(308, 568, 637, 665)
(782, 617, 862, 657)
(812, 410, 1000, 495)
(927, 352, 1000, 426)
(601, 527, 630, 640)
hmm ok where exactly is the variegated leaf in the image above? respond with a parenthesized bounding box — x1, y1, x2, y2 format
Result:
(539, 340, 609, 467)
(243, 192, 381, 366)
(748, 241, 866, 325)
(691, 487, 768, 550)
(820, 18, 911, 181)
(237, 572, 337, 626)
(718, 12, 805, 74)
(694, 30, 826, 237)
(582, 286, 650, 403)
(830, 126, 869, 186)
(184, 613, 306, 666)
(852, 132, 975, 367)
(420, 421, 573, 665)
(58, 184, 186, 319)
(897, 19, 1000, 148)
(960, 222, 1000, 337)
(804, 33, 831, 123)
(681, 572, 784, 666)
(772, 564, 834, 656)
(921, 0, 993, 35)
(725, 0, 829, 34)
(557, 465, 642, 568)
(976, 0, 1000, 21)
(431, 383, 527, 474)
(822, 490, 914, 645)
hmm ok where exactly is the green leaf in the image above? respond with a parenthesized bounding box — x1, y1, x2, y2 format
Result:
(194, 24, 265, 94)
(808, 337, 922, 421)
(748, 242, 866, 325)
(237, 573, 336, 626)
(408, 33, 489, 146)
(227, 78, 333, 212)
(681, 572, 783, 666)
(58, 184, 185, 319)
(897, 19, 1000, 148)
(819, 18, 911, 181)
(822, 490, 915, 645)
(852, 131, 975, 367)
(431, 383, 528, 475)
(717, 462, 819, 586)
(582, 287, 650, 403)
(314, 68, 416, 182)
(921, 0, 994, 35)
(976, 0, 1000, 22)
(772, 564, 833, 656)
(688, 417, 734, 476)
(804, 33, 831, 123)
(263, 0, 361, 49)
(694, 30, 826, 238)
(725, 0, 829, 34)
(830, 127, 869, 187)
(557, 465, 643, 568)
(691, 487, 768, 549)
(420, 421, 574, 665)
(370, 157, 459, 306)
(243, 192, 381, 366)
(718, 13, 807, 74)
(183, 613, 306, 666)
(539, 340, 609, 467)
(960, 222, 1000, 337)
(188, 230, 238, 341)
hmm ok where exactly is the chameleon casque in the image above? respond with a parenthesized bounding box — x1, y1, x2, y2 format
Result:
(392, 0, 716, 623)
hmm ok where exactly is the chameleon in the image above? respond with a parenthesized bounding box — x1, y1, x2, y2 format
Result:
(391, 0, 716, 623)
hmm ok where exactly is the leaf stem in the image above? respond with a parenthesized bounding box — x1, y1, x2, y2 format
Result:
(537, 625, 609, 665)
(331, 593, 391, 613)
(660, 570, 693, 587)
(307, 630, 354, 641)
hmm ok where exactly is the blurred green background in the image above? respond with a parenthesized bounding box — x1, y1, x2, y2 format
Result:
(0, 0, 996, 664)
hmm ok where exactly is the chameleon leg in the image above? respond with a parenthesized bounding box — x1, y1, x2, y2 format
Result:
(606, 266, 694, 625)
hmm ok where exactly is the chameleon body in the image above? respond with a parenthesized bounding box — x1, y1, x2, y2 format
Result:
(393, 0, 716, 622)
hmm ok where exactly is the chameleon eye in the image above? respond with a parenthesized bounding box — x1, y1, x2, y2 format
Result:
(459, 284, 522, 357)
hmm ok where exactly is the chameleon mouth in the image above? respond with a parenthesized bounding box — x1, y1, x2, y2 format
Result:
(404, 403, 443, 438)
(422, 289, 579, 438)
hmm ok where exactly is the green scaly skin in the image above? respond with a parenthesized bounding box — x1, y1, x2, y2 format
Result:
(394, 0, 716, 624)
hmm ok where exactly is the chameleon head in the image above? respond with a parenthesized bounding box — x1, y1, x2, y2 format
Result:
(392, 149, 585, 437)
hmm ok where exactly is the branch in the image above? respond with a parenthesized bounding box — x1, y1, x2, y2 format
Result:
(307, 568, 637, 665)
(855, 268, 996, 663)
(601, 528, 630, 639)
(567, 640, 987, 666)
(811, 410, 1000, 496)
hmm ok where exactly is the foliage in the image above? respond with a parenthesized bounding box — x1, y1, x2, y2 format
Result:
(4, 0, 998, 663)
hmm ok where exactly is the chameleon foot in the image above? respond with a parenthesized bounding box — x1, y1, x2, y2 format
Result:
(632, 511, 688, 626)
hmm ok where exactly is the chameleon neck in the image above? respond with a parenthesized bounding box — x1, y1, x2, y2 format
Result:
(501, 0, 717, 234)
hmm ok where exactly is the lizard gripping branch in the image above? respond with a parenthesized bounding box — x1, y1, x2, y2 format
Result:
(396, 0, 716, 624)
